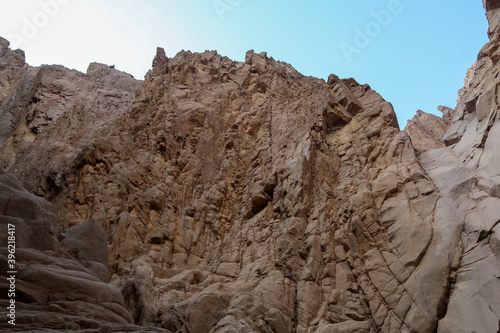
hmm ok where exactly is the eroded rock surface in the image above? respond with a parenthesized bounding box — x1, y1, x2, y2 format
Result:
(1, 1, 500, 331)
(0, 172, 168, 332)
(427, 2, 500, 332)
(404, 109, 450, 150)
(0, 41, 453, 332)
(0, 36, 141, 199)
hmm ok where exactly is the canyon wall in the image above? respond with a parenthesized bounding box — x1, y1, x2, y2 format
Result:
(1, 1, 500, 332)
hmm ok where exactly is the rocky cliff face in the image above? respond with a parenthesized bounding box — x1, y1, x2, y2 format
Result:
(426, 2, 500, 331)
(1, 1, 500, 332)
(0, 173, 166, 332)
(404, 109, 450, 150)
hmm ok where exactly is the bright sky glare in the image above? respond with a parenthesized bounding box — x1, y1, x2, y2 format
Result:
(0, 0, 489, 127)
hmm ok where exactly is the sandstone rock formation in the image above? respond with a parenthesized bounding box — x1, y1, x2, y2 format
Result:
(429, 3, 500, 331)
(457, 62, 477, 106)
(404, 109, 450, 150)
(0, 39, 141, 199)
(0, 172, 167, 332)
(437, 105, 454, 122)
(1, 1, 500, 332)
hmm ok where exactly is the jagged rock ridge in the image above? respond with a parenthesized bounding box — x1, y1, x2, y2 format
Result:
(1, 1, 500, 332)
(404, 109, 450, 150)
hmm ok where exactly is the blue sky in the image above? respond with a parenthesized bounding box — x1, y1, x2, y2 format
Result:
(0, 0, 489, 127)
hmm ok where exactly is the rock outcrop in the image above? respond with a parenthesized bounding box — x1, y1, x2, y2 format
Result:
(0, 41, 448, 332)
(404, 109, 450, 150)
(0, 172, 167, 332)
(457, 62, 477, 106)
(1, 1, 500, 332)
(0, 38, 141, 199)
(425, 2, 500, 331)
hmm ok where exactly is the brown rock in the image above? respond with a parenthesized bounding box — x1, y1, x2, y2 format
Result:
(0, 173, 168, 332)
(0, 173, 59, 251)
(1, 1, 500, 331)
(404, 109, 450, 150)
(2, 43, 440, 331)
(60, 219, 110, 282)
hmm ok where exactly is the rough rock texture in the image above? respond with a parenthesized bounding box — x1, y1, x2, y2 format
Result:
(0, 172, 168, 332)
(0, 37, 141, 198)
(457, 62, 477, 105)
(404, 109, 450, 150)
(1, 1, 500, 331)
(430, 2, 500, 331)
(0, 41, 452, 332)
(437, 105, 454, 122)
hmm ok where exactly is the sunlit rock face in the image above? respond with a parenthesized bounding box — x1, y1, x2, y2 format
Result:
(431, 1, 500, 332)
(1, 1, 500, 332)
(404, 109, 450, 150)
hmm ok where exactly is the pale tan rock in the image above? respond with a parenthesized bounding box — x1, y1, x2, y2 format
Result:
(419, 2, 500, 332)
(404, 109, 449, 150)
(457, 62, 477, 106)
